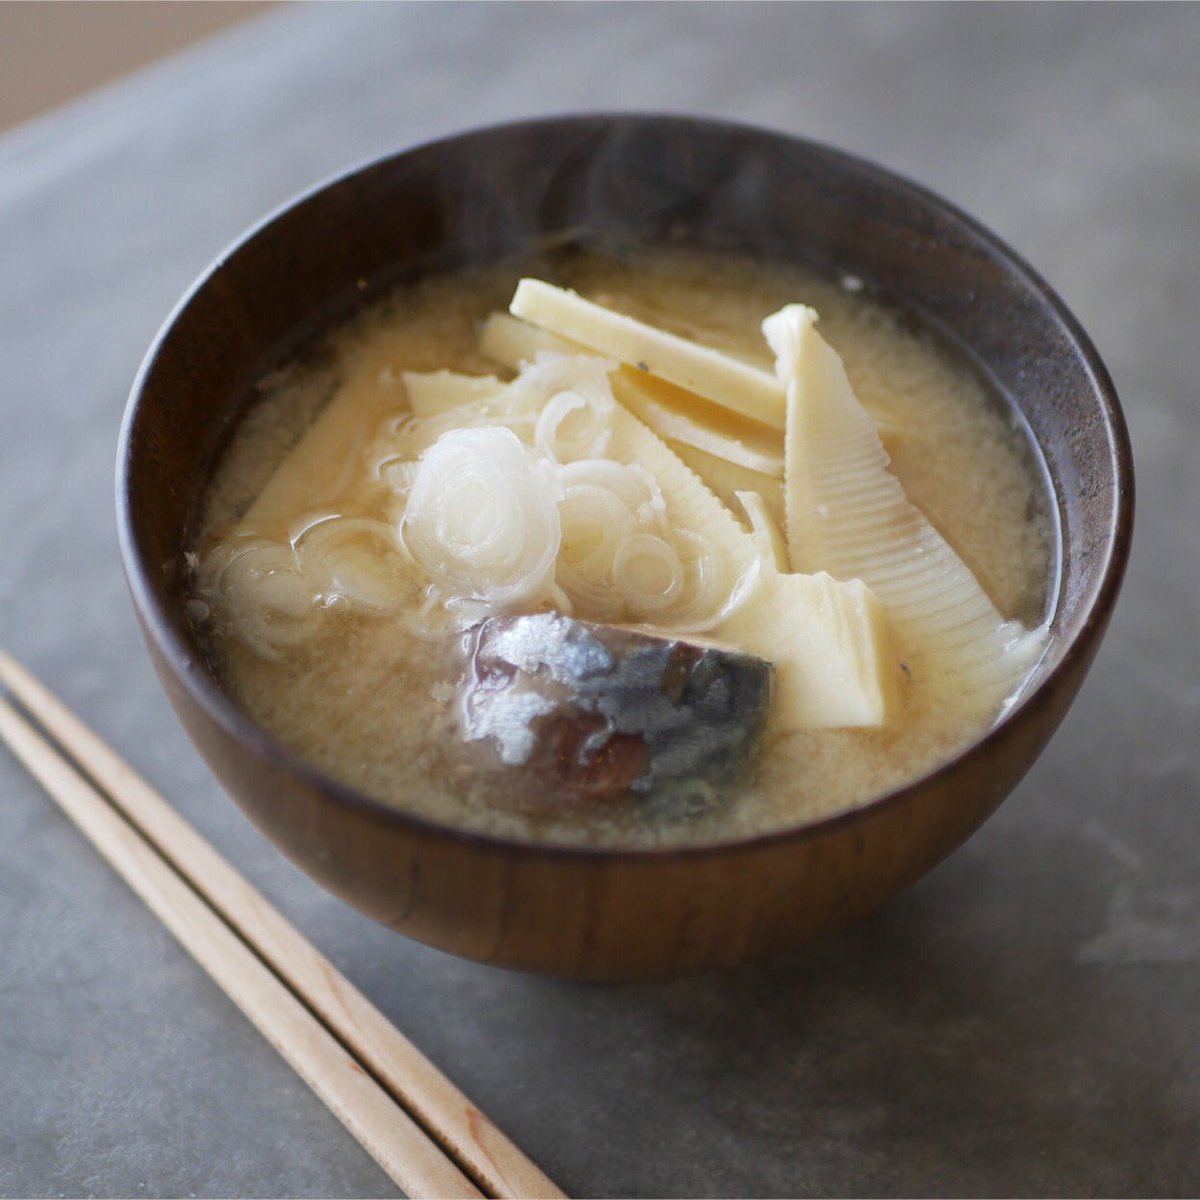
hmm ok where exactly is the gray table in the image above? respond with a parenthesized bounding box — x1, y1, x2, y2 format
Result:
(1, 4, 1196, 1196)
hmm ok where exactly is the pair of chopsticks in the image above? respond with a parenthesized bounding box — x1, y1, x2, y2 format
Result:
(0, 650, 564, 1200)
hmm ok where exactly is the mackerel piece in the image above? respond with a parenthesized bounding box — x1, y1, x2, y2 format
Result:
(459, 613, 774, 814)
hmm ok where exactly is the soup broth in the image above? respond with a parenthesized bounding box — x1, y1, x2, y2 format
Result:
(191, 249, 1054, 848)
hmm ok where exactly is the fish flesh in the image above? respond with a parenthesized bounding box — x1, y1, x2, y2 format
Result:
(458, 613, 773, 815)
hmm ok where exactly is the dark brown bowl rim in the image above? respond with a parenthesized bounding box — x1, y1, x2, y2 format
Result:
(117, 112, 1134, 866)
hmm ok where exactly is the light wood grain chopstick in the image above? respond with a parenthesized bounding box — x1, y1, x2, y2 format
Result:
(0, 650, 564, 1200)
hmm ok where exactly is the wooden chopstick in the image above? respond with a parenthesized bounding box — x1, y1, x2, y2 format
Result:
(0, 650, 564, 1200)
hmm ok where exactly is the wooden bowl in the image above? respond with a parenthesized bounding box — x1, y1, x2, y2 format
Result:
(118, 115, 1133, 980)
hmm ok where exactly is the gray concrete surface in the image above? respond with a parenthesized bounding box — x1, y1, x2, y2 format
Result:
(0, 3, 1196, 1196)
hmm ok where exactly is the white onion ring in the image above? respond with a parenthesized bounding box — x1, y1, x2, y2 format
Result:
(557, 571, 625, 622)
(652, 530, 760, 635)
(557, 459, 643, 507)
(295, 516, 411, 612)
(556, 459, 668, 534)
(371, 454, 420, 492)
(204, 539, 321, 658)
(534, 388, 612, 463)
(554, 480, 642, 620)
(557, 483, 637, 573)
(402, 426, 561, 610)
(612, 533, 685, 615)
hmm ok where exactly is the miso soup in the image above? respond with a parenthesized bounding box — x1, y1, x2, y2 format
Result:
(188, 249, 1054, 848)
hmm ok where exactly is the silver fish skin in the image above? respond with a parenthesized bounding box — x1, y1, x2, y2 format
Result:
(459, 613, 774, 814)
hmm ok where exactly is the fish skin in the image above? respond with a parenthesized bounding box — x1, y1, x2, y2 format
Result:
(459, 613, 774, 814)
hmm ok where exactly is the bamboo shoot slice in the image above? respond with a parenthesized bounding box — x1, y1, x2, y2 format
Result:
(605, 407, 757, 583)
(765, 304, 1045, 705)
(719, 570, 894, 730)
(402, 370, 505, 417)
(510, 279, 786, 429)
(247, 361, 395, 523)
(669, 443, 785, 530)
(479, 312, 577, 367)
(609, 369, 783, 476)
(735, 491, 789, 573)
